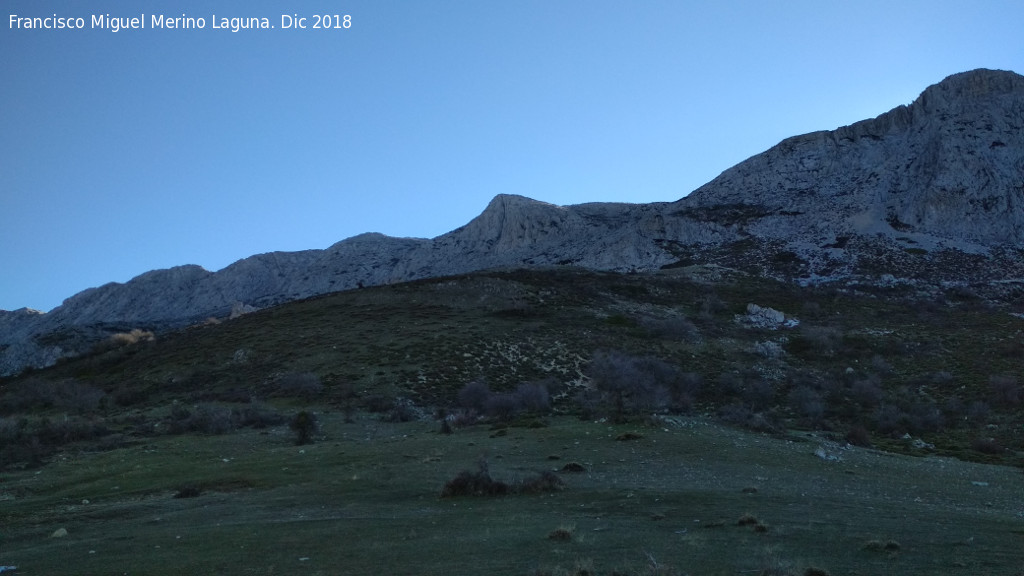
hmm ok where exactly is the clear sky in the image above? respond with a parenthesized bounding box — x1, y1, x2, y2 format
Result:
(2, 1, 1022, 312)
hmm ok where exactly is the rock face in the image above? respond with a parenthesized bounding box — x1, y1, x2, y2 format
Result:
(682, 68, 1024, 249)
(2, 68, 1023, 376)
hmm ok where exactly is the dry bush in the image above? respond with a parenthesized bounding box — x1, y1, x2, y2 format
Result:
(547, 526, 574, 541)
(845, 425, 872, 448)
(787, 385, 825, 424)
(109, 329, 155, 347)
(966, 401, 990, 426)
(518, 471, 564, 494)
(989, 374, 1021, 407)
(737, 514, 760, 526)
(440, 461, 510, 497)
(161, 400, 282, 436)
(441, 460, 564, 498)
(585, 350, 683, 418)
(290, 410, 319, 445)
(971, 437, 1004, 454)
(457, 380, 491, 412)
(514, 381, 551, 413)
(274, 372, 324, 399)
(0, 377, 106, 415)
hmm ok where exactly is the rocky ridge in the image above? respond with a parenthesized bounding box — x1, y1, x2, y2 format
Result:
(2, 68, 1023, 376)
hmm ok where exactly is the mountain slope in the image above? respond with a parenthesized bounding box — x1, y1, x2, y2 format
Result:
(3, 68, 1023, 376)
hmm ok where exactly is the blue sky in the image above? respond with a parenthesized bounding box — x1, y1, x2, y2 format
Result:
(2, 1, 1022, 312)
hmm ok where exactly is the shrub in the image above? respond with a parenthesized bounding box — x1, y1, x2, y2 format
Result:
(548, 525, 574, 541)
(458, 380, 492, 412)
(643, 315, 700, 341)
(364, 394, 397, 413)
(850, 377, 884, 408)
(484, 393, 521, 421)
(585, 350, 680, 418)
(904, 401, 945, 434)
(791, 325, 844, 358)
(669, 372, 703, 412)
(237, 401, 285, 429)
(514, 381, 551, 413)
(519, 471, 565, 494)
(719, 403, 781, 433)
(874, 404, 905, 435)
(0, 415, 111, 469)
(787, 386, 824, 423)
(971, 437, 1003, 454)
(737, 514, 760, 526)
(274, 372, 323, 399)
(441, 460, 510, 497)
(196, 404, 238, 434)
(441, 460, 564, 497)
(0, 378, 106, 415)
(845, 425, 872, 447)
(173, 485, 202, 498)
(290, 411, 318, 445)
(989, 374, 1021, 407)
(966, 401, 990, 426)
(382, 398, 420, 422)
(92, 329, 155, 354)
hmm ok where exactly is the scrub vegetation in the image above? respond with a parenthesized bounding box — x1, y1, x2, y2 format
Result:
(1, 265, 1022, 574)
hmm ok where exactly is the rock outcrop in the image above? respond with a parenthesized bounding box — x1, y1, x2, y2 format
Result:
(2, 68, 1023, 376)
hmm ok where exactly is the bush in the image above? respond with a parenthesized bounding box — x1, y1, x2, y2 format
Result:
(585, 350, 681, 418)
(189, 404, 238, 434)
(514, 381, 551, 413)
(174, 485, 202, 499)
(0, 378, 106, 415)
(0, 415, 111, 469)
(519, 470, 565, 494)
(441, 460, 564, 498)
(441, 460, 510, 497)
(290, 411, 318, 445)
(874, 404, 904, 435)
(548, 526, 574, 541)
(642, 315, 700, 341)
(719, 403, 781, 433)
(989, 374, 1021, 407)
(788, 386, 825, 425)
(92, 329, 155, 354)
(364, 394, 397, 413)
(163, 402, 279, 435)
(789, 326, 843, 358)
(238, 401, 285, 429)
(744, 379, 776, 411)
(849, 377, 884, 408)
(274, 372, 323, 399)
(845, 425, 872, 447)
(382, 398, 420, 423)
(458, 380, 491, 412)
(966, 401, 990, 426)
(971, 437, 1003, 454)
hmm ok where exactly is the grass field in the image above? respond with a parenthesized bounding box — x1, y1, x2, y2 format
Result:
(2, 413, 1022, 575)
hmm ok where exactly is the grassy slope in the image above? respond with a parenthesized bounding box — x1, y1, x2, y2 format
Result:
(2, 266, 1023, 574)
(2, 415, 1022, 575)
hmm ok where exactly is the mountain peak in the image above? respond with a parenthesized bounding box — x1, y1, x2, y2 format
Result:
(924, 68, 1024, 102)
(4, 69, 1024, 377)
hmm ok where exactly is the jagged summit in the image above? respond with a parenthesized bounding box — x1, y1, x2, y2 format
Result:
(3, 69, 1023, 376)
(684, 68, 1024, 248)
